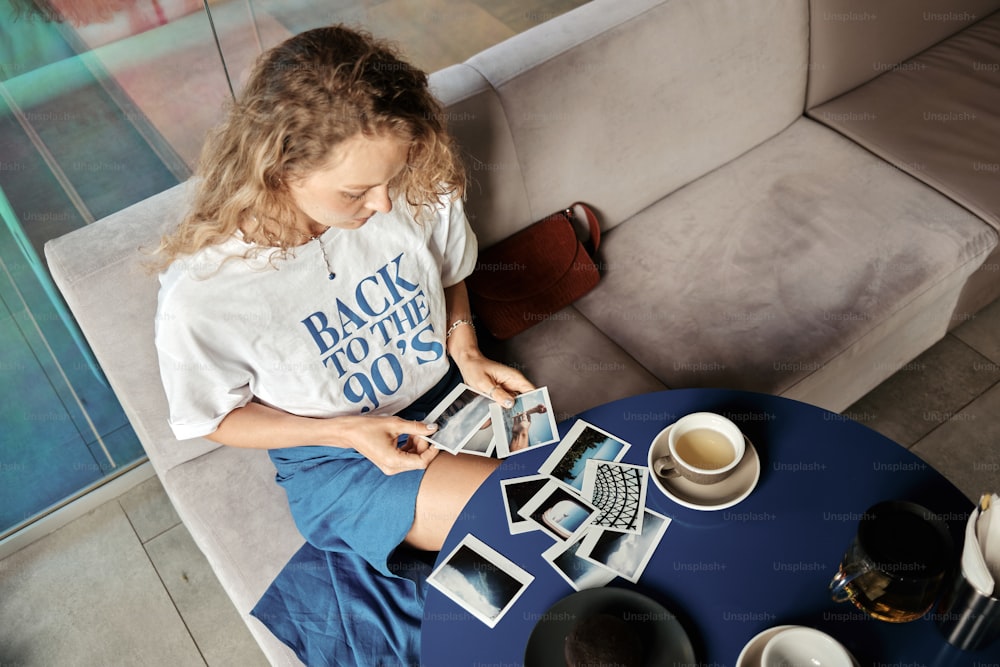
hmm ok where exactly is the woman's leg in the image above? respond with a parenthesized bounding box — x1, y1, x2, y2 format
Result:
(404, 453, 500, 551)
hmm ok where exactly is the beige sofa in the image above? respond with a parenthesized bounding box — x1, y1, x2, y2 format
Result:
(44, 1, 1000, 663)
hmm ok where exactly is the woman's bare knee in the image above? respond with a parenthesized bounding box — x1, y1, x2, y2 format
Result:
(404, 454, 500, 551)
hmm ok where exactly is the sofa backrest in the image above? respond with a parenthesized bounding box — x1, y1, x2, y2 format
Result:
(429, 64, 533, 249)
(807, 0, 1000, 108)
(441, 0, 810, 237)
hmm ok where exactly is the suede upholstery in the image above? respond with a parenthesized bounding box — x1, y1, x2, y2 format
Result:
(572, 118, 995, 409)
(806, 0, 1000, 107)
(43, 181, 220, 479)
(809, 10, 1000, 316)
(810, 10, 1000, 231)
(44, 2, 1000, 663)
(465, 0, 809, 228)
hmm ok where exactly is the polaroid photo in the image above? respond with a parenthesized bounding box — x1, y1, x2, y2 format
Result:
(537, 420, 631, 492)
(424, 384, 494, 453)
(458, 422, 495, 457)
(577, 508, 672, 583)
(542, 531, 618, 591)
(499, 474, 551, 535)
(490, 387, 559, 458)
(516, 478, 599, 543)
(427, 534, 534, 628)
(580, 459, 649, 534)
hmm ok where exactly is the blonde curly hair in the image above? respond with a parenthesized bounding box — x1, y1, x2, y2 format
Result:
(154, 25, 466, 270)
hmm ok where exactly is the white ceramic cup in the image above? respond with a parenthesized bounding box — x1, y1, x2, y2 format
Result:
(651, 412, 744, 484)
(760, 626, 853, 667)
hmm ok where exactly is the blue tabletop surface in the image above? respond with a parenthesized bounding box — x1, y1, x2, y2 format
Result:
(420, 389, 999, 666)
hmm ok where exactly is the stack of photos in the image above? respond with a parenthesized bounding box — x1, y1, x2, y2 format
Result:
(423, 384, 559, 458)
(429, 417, 672, 627)
(511, 420, 671, 589)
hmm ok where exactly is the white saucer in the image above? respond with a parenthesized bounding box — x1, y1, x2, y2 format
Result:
(736, 625, 794, 666)
(646, 424, 761, 511)
(735, 625, 860, 667)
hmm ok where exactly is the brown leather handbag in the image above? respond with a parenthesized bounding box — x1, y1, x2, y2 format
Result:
(465, 203, 602, 340)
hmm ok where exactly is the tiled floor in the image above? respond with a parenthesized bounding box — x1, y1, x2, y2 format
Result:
(0, 301, 996, 665)
(0, 476, 266, 666)
(851, 297, 1000, 502)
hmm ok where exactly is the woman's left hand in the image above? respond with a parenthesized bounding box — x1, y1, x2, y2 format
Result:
(453, 351, 535, 408)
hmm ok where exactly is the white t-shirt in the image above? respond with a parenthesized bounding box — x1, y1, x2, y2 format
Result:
(155, 196, 477, 440)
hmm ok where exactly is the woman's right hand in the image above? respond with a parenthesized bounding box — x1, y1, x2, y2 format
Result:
(337, 415, 441, 475)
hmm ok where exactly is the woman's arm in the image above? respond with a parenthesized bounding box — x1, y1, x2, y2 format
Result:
(204, 281, 526, 475)
(206, 402, 440, 474)
(444, 281, 535, 406)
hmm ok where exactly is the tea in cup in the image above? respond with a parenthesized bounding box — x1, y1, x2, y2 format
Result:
(760, 626, 853, 667)
(829, 500, 954, 622)
(652, 412, 745, 484)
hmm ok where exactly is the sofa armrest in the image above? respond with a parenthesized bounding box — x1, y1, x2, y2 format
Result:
(43, 181, 219, 478)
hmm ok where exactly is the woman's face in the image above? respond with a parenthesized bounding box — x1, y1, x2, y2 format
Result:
(287, 132, 410, 234)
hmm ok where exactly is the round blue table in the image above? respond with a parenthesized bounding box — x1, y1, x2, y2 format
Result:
(420, 389, 998, 666)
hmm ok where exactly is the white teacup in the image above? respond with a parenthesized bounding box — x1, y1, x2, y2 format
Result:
(651, 412, 744, 484)
(760, 626, 853, 667)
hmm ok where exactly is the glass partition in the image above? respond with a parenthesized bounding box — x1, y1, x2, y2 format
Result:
(0, 0, 588, 543)
(0, 0, 207, 540)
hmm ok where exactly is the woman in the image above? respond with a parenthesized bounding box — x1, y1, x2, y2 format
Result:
(154, 25, 532, 665)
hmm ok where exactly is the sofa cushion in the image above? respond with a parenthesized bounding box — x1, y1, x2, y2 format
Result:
(479, 305, 668, 421)
(809, 10, 1000, 232)
(574, 118, 997, 411)
(44, 182, 220, 477)
(465, 0, 809, 231)
(806, 0, 1000, 107)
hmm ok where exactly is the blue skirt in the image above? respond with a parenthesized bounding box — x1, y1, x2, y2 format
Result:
(252, 362, 463, 667)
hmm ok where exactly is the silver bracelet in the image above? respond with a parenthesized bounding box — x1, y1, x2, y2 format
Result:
(446, 318, 475, 338)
